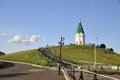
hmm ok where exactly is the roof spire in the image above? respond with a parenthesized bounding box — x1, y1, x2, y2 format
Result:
(78, 19, 81, 23)
(76, 20, 84, 34)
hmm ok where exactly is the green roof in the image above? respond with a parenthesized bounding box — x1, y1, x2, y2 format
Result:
(76, 22, 84, 34)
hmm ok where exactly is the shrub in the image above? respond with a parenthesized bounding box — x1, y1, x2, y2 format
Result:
(100, 44, 106, 49)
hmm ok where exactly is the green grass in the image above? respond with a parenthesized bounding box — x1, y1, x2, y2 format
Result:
(0, 49, 56, 66)
(96, 71, 120, 75)
(0, 45, 120, 66)
(48, 45, 120, 66)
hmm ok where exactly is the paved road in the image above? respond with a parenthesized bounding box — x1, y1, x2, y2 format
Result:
(0, 62, 65, 80)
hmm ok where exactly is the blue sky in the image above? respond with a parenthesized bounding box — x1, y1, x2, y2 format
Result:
(0, 0, 120, 54)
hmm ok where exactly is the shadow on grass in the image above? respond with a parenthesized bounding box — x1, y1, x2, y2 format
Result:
(0, 62, 14, 69)
(0, 73, 27, 78)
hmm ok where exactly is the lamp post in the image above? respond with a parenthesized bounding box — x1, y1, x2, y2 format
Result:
(93, 37, 99, 80)
(94, 38, 96, 69)
(94, 37, 98, 69)
(58, 36, 65, 75)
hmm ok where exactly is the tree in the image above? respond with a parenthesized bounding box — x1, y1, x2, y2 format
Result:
(0, 51, 5, 56)
(100, 44, 106, 49)
(107, 48, 114, 52)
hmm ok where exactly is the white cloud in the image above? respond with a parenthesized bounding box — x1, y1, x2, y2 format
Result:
(22, 37, 30, 45)
(30, 35, 40, 42)
(8, 34, 40, 45)
(8, 35, 23, 43)
(0, 33, 8, 38)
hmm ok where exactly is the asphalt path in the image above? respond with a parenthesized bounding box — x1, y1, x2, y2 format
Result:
(0, 62, 65, 80)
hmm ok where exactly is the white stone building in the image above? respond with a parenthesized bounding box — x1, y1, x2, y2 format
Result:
(75, 21, 85, 45)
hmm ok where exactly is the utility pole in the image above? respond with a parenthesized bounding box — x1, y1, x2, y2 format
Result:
(58, 36, 65, 75)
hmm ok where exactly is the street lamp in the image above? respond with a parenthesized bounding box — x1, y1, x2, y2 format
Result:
(94, 38, 96, 69)
(58, 36, 65, 75)
(94, 37, 98, 69)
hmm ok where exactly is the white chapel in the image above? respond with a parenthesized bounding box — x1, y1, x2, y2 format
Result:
(75, 21, 85, 45)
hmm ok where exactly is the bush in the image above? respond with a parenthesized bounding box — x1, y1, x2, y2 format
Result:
(0, 51, 5, 56)
(100, 44, 106, 49)
(107, 48, 114, 52)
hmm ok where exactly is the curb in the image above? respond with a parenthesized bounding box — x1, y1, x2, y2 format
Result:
(61, 68, 70, 80)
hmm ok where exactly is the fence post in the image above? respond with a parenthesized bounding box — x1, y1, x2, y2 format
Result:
(88, 64, 90, 71)
(73, 66, 76, 80)
(79, 67, 84, 80)
(67, 67, 71, 76)
(67, 67, 70, 75)
(116, 66, 119, 72)
(93, 70, 98, 80)
(70, 67, 72, 78)
(100, 66, 104, 71)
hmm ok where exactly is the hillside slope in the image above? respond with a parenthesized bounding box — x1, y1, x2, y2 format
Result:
(0, 49, 56, 66)
(0, 45, 120, 66)
(48, 45, 120, 66)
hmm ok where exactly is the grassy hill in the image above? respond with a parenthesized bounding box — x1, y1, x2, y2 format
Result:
(48, 45, 120, 66)
(0, 45, 120, 66)
(0, 49, 56, 66)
